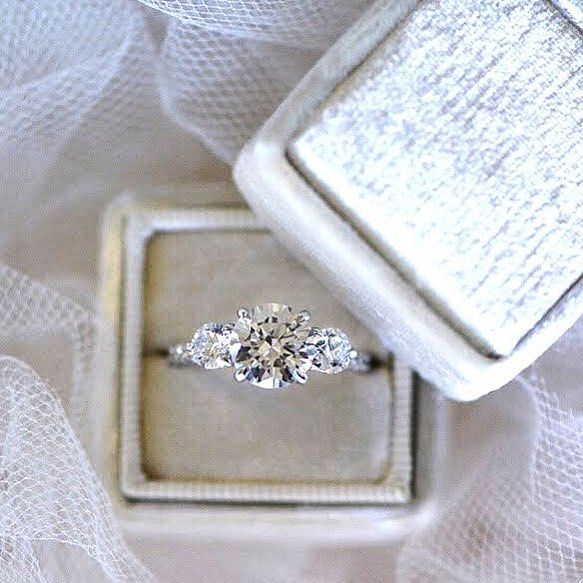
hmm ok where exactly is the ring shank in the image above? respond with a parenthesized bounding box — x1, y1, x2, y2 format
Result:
(168, 344, 377, 373)
(168, 344, 194, 367)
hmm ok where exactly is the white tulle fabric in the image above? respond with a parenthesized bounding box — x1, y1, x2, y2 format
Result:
(0, 267, 153, 581)
(399, 356, 583, 581)
(0, 0, 581, 581)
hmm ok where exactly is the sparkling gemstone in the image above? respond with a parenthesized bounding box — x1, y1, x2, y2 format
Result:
(301, 327, 354, 374)
(186, 323, 234, 369)
(229, 303, 312, 388)
(168, 343, 192, 367)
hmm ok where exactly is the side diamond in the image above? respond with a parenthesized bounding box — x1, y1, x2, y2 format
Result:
(186, 323, 234, 369)
(302, 327, 354, 374)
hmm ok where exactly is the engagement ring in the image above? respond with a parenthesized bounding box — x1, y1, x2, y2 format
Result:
(168, 303, 376, 389)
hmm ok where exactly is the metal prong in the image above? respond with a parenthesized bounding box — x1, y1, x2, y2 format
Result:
(296, 373, 308, 385)
(296, 309, 311, 325)
(237, 307, 250, 320)
(234, 368, 248, 382)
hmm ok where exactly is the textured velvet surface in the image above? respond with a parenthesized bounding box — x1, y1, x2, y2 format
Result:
(290, 0, 583, 357)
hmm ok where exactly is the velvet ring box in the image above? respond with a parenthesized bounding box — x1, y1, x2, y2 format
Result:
(95, 185, 443, 537)
(234, 0, 583, 401)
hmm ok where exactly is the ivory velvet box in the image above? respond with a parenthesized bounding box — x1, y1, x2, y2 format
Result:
(234, 0, 583, 401)
(95, 185, 444, 538)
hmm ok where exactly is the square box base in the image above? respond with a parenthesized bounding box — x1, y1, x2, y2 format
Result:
(95, 184, 443, 540)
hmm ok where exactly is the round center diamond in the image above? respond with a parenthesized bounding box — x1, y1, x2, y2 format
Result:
(230, 303, 311, 388)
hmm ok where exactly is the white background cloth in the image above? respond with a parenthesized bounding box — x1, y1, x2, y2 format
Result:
(0, 0, 581, 581)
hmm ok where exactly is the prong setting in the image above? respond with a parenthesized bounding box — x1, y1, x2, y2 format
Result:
(296, 309, 311, 325)
(237, 307, 251, 320)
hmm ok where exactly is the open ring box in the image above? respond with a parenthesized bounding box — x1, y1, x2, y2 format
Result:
(95, 184, 443, 541)
(96, 0, 583, 541)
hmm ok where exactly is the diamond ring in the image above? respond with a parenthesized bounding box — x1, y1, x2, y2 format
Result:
(168, 303, 377, 389)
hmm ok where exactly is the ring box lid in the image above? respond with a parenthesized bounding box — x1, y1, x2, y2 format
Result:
(234, 0, 583, 401)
